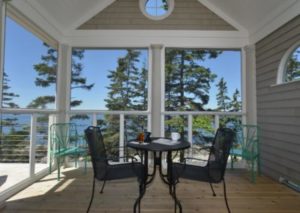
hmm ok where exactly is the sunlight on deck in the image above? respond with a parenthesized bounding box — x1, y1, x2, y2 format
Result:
(1, 167, 300, 213)
(0, 163, 47, 193)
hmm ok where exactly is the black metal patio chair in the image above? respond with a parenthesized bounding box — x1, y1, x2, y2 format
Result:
(172, 128, 235, 213)
(84, 126, 145, 213)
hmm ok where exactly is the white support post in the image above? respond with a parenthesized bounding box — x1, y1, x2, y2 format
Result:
(29, 114, 37, 176)
(160, 46, 165, 137)
(150, 44, 163, 137)
(147, 114, 151, 132)
(47, 114, 56, 167)
(119, 114, 124, 162)
(243, 45, 257, 125)
(0, 0, 5, 105)
(56, 43, 72, 123)
(188, 114, 193, 157)
(92, 113, 97, 126)
(56, 44, 71, 167)
(214, 114, 220, 131)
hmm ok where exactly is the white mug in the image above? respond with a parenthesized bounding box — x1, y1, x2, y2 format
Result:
(171, 132, 180, 141)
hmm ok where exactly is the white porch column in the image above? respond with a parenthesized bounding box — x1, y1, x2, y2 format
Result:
(243, 45, 257, 125)
(150, 44, 163, 137)
(0, 0, 5, 105)
(56, 43, 72, 123)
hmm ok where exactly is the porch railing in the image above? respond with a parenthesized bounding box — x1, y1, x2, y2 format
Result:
(0, 109, 245, 167)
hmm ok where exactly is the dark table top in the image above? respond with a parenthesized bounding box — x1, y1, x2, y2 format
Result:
(127, 138, 190, 152)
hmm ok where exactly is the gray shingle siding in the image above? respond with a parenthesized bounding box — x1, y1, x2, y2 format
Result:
(256, 15, 300, 184)
(79, 0, 236, 30)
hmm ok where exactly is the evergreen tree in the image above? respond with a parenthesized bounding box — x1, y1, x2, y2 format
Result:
(229, 88, 241, 112)
(2, 72, 19, 108)
(216, 77, 230, 111)
(1, 72, 19, 146)
(104, 49, 148, 155)
(105, 49, 145, 110)
(70, 49, 94, 107)
(165, 49, 218, 111)
(220, 88, 242, 130)
(165, 49, 219, 143)
(134, 62, 148, 110)
(29, 43, 94, 108)
(285, 47, 300, 82)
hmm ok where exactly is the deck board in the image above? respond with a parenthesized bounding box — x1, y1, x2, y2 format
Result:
(1, 168, 300, 213)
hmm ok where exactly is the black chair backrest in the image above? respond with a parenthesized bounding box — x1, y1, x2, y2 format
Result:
(207, 128, 234, 182)
(85, 126, 108, 179)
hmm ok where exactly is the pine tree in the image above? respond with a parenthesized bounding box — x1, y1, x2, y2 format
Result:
(134, 61, 148, 110)
(165, 49, 219, 141)
(220, 88, 242, 129)
(0, 72, 19, 145)
(28, 43, 94, 108)
(285, 48, 300, 81)
(104, 49, 148, 154)
(165, 49, 218, 111)
(70, 49, 94, 107)
(2, 72, 19, 108)
(229, 89, 241, 112)
(216, 77, 230, 111)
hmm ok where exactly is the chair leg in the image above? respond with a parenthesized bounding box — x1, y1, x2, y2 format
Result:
(173, 184, 177, 213)
(172, 183, 182, 213)
(209, 182, 216, 196)
(257, 155, 261, 175)
(223, 179, 231, 213)
(84, 155, 87, 174)
(250, 159, 256, 183)
(99, 180, 106, 194)
(75, 156, 78, 168)
(86, 178, 96, 213)
(134, 183, 145, 213)
(49, 154, 52, 174)
(57, 157, 60, 181)
(230, 155, 234, 169)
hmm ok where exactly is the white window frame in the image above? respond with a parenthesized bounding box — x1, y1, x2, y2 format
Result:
(68, 47, 152, 159)
(277, 41, 300, 84)
(161, 47, 246, 141)
(139, 0, 175, 21)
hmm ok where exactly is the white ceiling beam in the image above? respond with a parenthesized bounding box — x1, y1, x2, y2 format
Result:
(26, 0, 65, 35)
(249, 0, 300, 44)
(67, 0, 116, 33)
(10, 0, 63, 42)
(66, 30, 248, 48)
(198, 0, 248, 35)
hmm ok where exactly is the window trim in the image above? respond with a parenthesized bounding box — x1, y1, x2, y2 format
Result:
(69, 47, 151, 112)
(6, 4, 58, 49)
(139, 0, 174, 21)
(277, 41, 300, 84)
(2, 11, 59, 110)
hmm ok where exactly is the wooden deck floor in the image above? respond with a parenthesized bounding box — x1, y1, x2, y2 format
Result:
(1, 168, 300, 213)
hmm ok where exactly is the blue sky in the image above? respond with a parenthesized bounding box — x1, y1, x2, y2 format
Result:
(3, 17, 241, 110)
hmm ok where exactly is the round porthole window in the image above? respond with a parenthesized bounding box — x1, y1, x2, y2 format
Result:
(139, 0, 174, 21)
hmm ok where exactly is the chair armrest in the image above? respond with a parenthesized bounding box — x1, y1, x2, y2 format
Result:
(183, 157, 208, 162)
(107, 155, 140, 163)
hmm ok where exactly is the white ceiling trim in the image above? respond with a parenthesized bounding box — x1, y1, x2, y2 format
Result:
(27, 0, 65, 33)
(67, 0, 116, 33)
(249, 0, 300, 44)
(11, 0, 63, 41)
(65, 30, 248, 48)
(198, 0, 248, 34)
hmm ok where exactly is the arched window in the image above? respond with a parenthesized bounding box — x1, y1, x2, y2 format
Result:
(139, 0, 174, 20)
(277, 42, 300, 84)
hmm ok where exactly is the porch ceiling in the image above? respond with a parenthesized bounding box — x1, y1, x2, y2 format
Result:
(207, 0, 296, 33)
(10, 0, 300, 43)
